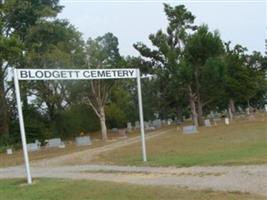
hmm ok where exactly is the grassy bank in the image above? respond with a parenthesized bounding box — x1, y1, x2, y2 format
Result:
(0, 179, 265, 200)
(93, 117, 267, 167)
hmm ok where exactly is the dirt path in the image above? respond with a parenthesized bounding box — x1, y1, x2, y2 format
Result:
(1, 128, 267, 197)
(1, 164, 267, 197)
(31, 128, 172, 167)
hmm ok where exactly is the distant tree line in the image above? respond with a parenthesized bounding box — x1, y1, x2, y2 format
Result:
(0, 1, 266, 148)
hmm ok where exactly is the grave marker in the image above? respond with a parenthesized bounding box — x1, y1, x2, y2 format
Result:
(75, 136, 92, 146)
(27, 143, 40, 151)
(183, 125, 198, 134)
(204, 119, 212, 127)
(225, 118, 230, 125)
(127, 122, 132, 132)
(46, 138, 62, 148)
(6, 148, 13, 155)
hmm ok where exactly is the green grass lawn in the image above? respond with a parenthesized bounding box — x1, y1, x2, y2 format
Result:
(93, 117, 267, 167)
(0, 179, 265, 200)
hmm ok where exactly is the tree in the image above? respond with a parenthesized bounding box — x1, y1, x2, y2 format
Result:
(223, 44, 267, 115)
(184, 25, 224, 125)
(0, 0, 62, 136)
(24, 19, 84, 124)
(134, 4, 197, 124)
(73, 33, 123, 140)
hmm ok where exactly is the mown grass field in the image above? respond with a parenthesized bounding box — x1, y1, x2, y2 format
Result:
(93, 115, 267, 167)
(0, 179, 265, 200)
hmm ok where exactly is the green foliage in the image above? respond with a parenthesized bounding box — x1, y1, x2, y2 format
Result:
(53, 104, 100, 139)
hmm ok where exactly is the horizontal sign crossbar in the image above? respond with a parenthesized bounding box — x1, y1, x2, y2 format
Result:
(16, 69, 137, 80)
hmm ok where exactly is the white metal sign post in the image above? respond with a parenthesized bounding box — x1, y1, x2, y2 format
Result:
(13, 68, 147, 184)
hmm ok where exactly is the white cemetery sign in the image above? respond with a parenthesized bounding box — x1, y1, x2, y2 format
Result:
(13, 68, 147, 184)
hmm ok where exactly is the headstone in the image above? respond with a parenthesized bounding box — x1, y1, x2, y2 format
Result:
(265, 104, 267, 112)
(27, 143, 40, 151)
(59, 143, 66, 149)
(182, 125, 198, 134)
(245, 107, 250, 115)
(135, 121, 140, 129)
(144, 121, 149, 129)
(167, 119, 172, 125)
(175, 119, 182, 125)
(153, 119, 161, 129)
(214, 118, 221, 122)
(147, 126, 156, 131)
(127, 122, 132, 132)
(118, 129, 127, 137)
(75, 136, 92, 146)
(225, 117, 230, 125)
(238, 106, 244, 113)
(204, 119, 211, 127)
(35, 139, 41, 147)
(46, 138, 62, 148)
(112, 128, 118, 132)
(6, 148, 13, 155)
(247, 115, 256, 121)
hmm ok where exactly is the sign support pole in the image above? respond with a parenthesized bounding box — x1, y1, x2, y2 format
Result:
(136, 69, 147, 162)
(13, 68, 32, 184)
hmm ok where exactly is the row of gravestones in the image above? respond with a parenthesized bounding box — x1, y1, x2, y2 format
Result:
(126, 119, 174, 132)
(5, 136, 93, 154)
(182, 117, 233, 135)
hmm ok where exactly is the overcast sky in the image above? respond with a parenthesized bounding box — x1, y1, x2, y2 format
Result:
(58, 0, 266, 56)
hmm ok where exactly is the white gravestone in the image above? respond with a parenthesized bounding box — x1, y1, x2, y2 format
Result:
(183, 125, 198, 134)
(167, 119, 173, 125)
(144, 121, 155, 131)
(75, 136, 92, 146)
(204, 119, 211, 127)
(127, 122, 132, 132)
(225, 118, 230, 125)
(27, 143, 40, 151)
(144, 121, 149, 129)
(265, 104, 267, 112)
(135, 121, 140, 129)
(6, 148, 13, 155)
(46, 138, 62, 148)
(153, 119, 161, 129)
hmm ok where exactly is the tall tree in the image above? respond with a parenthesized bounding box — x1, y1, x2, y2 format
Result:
(184, 25, 224, 125)
(134, 4, 197, 124)
(24, 19, 84, 123)
(223, 44, 267, 115)
(0, 0, 62, 136)
(73, 33, 123, 140)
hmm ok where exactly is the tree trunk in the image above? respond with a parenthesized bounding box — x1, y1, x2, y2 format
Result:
(197, 99, 204, 126)
(228, 107, 233, 120)
(188, 85, 198, 127)
(99, 106, 108, 141)
(194, 68, 204, 126)
(176, 105, 183, 122)
(229, 98, 236, 114)
(0, 69, 9, 136)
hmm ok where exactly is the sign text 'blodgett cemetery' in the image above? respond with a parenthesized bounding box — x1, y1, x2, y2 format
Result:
(16, 69, 137, 80)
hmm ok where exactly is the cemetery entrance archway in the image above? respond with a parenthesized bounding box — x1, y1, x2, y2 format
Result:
(13, 68, 147, 184)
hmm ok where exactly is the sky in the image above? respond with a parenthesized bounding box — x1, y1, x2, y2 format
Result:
(58, 0, 266, 57)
